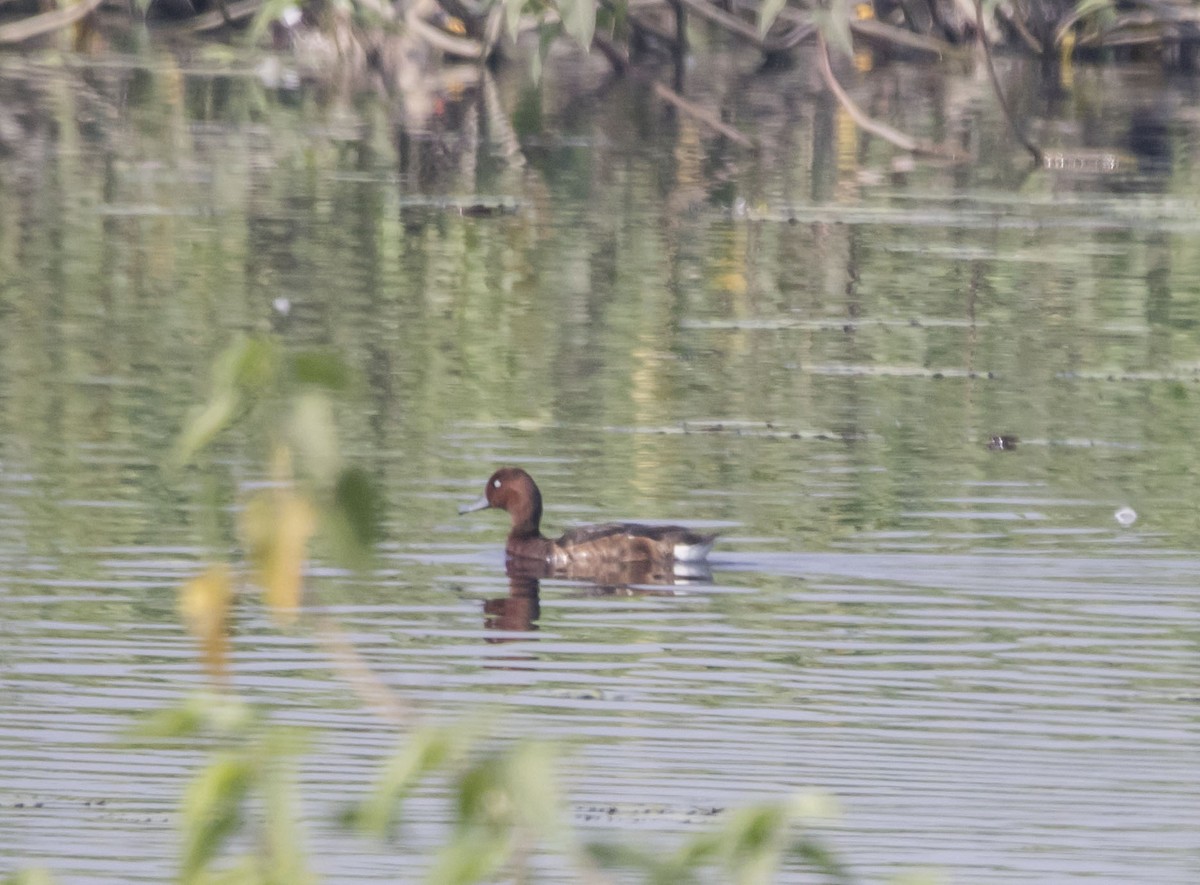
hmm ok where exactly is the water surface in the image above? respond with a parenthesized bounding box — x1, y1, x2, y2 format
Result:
(0, 44, 1198, 884)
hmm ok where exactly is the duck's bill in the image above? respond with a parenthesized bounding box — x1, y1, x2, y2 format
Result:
(458, 495, 491, 515)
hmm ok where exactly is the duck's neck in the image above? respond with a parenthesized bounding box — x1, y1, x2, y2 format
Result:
(505, 511, 555, 563)
(508, 511, 544, 541)
(507, 483, 544, 540)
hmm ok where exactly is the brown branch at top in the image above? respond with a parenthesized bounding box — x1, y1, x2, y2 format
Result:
(0, 0, 105, 44)
(591, 31, 630, 74)
(849, 17, 961, 59)
(652, 80, 756, 148)
(816, 32, 962, 160)
(675, 0, 801, 53)
(158, 0, 261, 33)
(974, 0, 1043, 164)
(406, 12, 486, 59)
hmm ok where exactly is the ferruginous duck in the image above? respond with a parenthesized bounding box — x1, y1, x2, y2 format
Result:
(459, 467, 716, 568)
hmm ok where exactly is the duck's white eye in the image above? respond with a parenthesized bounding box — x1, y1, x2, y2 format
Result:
(492, 479, 501, 488)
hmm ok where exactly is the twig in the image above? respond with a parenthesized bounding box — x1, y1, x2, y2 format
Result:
(481, 3, 504, 58)
(994, 3, 1043, 54)
(591, 31, 630, 74)
(734, 0, 956, 57)
(480, 67, 526, 165)
(407, 12, 487, 58)
(626, 10, 681, 51)
(974, 0, 1043, 164)
(849, 17, 959, 58)
(435, 0, 488, 41)
(158, 0, 261, 33)
(314, 614, 414, 727)
(0, 0, 105, 44)
(597, 0, 676, 53)
(816, 32, 960, 159)
(674, 0, 796, 52)
(652, 79, 756, 148)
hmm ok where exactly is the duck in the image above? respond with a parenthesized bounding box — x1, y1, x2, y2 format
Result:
(459, 467, 717, 568)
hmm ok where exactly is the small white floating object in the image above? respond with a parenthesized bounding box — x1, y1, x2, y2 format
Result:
(1114, 506, 1137, 527)
(273, 297, 291, 315)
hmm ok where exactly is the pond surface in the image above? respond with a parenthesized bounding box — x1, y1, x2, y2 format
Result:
(0, 38, 1198, 884)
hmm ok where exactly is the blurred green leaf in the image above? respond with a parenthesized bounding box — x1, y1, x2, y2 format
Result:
(261, 731, 315, 885)
(173, 392, 239, 467)
(587, 793, 844, 885)
(587, 839, 699, 885)
(173, 335, 282, 466)
(223, 334, 280, 393)
(180, 753, 256, 883)
(249, 0, 299, 40)
(758, 0, 788, 37)
(290, 392, 341, 485)
(585, 840, 666, 871)
(134, 703, 208, 740)
(324, 466, 384, 569)
(723, 804, 789, 883)
(1071, 0, 1115, 17)
(2, 870, 56, 885)
(890, 868, 949, 885)
(503, 741, 563, 835)
(531, 20, 563, 83)
(134, 693, 257, 741)
(425, 831, 511, 885)
(454, 752, 510, 827)
(503, 0, 524, 41)
(813, 0, 854, 58)
(349, 724, 471, 837)
(287, 350, 354, 392)
(790, 837, 853, 883)
(423, 740, 565, 885)
(558, 0, 596, 48)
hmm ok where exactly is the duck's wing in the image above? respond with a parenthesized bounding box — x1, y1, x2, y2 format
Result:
(555, 522, 636, 546)
(556, 523, 717, 562)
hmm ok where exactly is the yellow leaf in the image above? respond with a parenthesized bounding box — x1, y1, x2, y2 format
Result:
(715, 271, 747, 296)
(180, 564, 234, 680)
(241, 489, 316, 619)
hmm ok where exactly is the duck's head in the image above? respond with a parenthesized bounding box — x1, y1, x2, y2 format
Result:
(459, 467, 544, 536)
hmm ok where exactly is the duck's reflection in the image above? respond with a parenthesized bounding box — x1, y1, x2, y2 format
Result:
(482, 575, 540, 633)
(483, 558, 714, 640)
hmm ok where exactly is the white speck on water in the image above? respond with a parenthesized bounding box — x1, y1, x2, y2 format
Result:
(1114, 506, 1137, 527)
(273, 297, 291, 315)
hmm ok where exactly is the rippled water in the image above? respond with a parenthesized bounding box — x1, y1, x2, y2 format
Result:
(1, 47, 1199, 885)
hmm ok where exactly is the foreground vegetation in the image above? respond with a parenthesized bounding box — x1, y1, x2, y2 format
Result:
(6, 337, 865, 885)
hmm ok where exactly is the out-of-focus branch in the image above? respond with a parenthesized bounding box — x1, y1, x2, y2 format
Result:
(817, 32, 962, 160)
(0, 0, 106, 44)
(974, 0, 1043, 163)
(653, 80, 756, 148)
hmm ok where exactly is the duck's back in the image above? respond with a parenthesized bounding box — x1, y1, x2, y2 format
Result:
(553, 523, 715, 566)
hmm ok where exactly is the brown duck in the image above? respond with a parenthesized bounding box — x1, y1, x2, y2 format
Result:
(459, 467, 717, 568)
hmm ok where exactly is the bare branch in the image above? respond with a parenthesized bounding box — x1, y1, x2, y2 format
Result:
(816, 32, 962, 160)
(653, 79, 756, 148)
(0, 0, 106, 44)
(974, 0, 1043, 163)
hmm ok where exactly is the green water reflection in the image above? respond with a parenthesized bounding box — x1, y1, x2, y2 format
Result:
(3, 54, 1200, 557)
(1, 48, 1198, 884)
